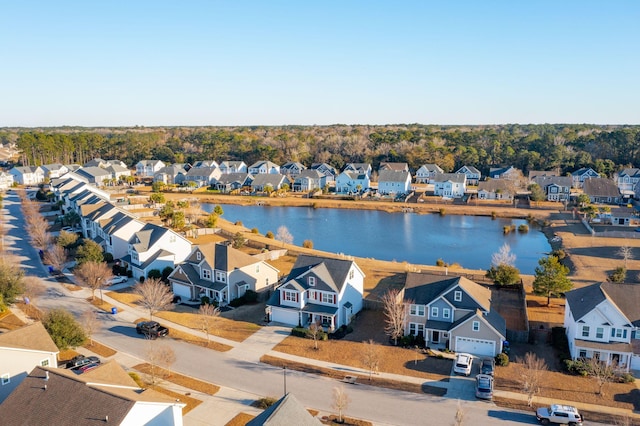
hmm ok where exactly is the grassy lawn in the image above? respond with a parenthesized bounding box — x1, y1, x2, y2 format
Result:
(87, 297, 119, 314)
(156, 310, 261, 343)
(133, 362, 220, 396)
(133, 317, 233, 352)
(83, 341, 117, 358)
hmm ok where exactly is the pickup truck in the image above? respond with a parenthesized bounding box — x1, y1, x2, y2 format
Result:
(536, 404, 583, 425)
(135, 321, 169, 339)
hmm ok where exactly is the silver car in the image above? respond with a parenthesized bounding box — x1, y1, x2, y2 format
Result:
(475, 374, 494, 400)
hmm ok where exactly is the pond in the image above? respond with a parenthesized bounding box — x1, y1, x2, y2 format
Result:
(202, 204, 551, 274)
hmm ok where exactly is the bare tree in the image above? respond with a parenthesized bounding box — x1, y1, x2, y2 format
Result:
(134, 277, 174, 320)
(491, 243, 516, 267)
(454, 399, 465, 426)
(382, 289, 409, 345)
(275, 225, 293, 247)
(28, 217, 51, 251)
(74, 261, 113, 301)
(22, 276, 46, 305)
(516, 352, 547, 406)
(307, 321, 324, 350)
(362, 339, 380, 381)
(81, 309, 99, 347)
(145, 342, 176, 385)
(617, 246, 633, 268)
(198, 303, 220, 346)
(44, 244, 68, 274)
(587, 357, 616, 397)
(332, 386, 350, 423)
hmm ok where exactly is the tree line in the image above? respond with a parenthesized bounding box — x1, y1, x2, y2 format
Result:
(2, 124, 639, 177)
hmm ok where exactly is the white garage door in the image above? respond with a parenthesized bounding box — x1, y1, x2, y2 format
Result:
(632, 354, 640, 370)
(172, 283, 192, 300)
(271, 308, 299, 327)
(455, 336, 496, 357)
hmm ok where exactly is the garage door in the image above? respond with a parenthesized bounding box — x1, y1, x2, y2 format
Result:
(632, 354, 640, 370)
(271, 308, 299, 327)
(172, 283, 191, 300)
(455, 336, 496, 357)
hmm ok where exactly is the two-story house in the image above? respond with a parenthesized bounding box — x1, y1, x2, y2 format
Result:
(477, 179, 513, 200)
(99, 213, 146, 260)
(415, 164, 443, 184)
(280, 161, 307, 177)
(135, 160, 166, 178)
(40, 163, 69, 180)
(343, 163, 372, 178)
(292, 169, 326, 192)
(125, 223, 192, 280)
(168, 242, 279, 304)
(0, 172, 13, 190)
(335, 171, 370, 194)
(219, 160, 248, 174)
(0, 322, 59, 403)
(251, 174, 290, 192)
(564, 282, 640, 372)
(532, 176, 572, 202)
(75, 166, 112, 186)
(432, 173, 467, 198)
(266, 255, 365, 331)
(583, 178, 621, 205)
(571, 167, 600, 188)
(379, 162, 409, 173)
(214, 172, 253, 193)
(183, 166, 222, 188)
(249, 161, 280, 175)
(192, 160, 219, 169)
(402, 274, 506, 357)
(616, 168, 640, 199)
(377, 170, 412, 195)
(310, 163, 338, 183)
(154, 164, 188, 186)
(455, 165, 481, 186)
(9, 166, 45, 185)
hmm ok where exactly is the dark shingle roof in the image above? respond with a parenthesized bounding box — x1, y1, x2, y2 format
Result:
(286, 255, 355, 293)
(583, 179, 620, 198)
(566, 282, 640, 327)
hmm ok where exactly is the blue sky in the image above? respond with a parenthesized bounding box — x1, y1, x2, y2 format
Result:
(2, 1, 639, 126)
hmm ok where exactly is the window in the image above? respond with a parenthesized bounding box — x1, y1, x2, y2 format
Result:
(410, 305, 425, 316)
(596, 327, 604, 339)
(40, 359, 49, 367)
(196, 251, 201, 261)
(320, 315, 332, 326)
(612, 328, 627, 339)
(579, 350, 587, 358)
(308, 276, 316, 287)
(409, 323, 425, 336)
(321, 293, 334, 304)
(283, 290, 297, 302)
(582, 326, 590, 337)
(472, 321, 480, 332)
(1, 374, 9, 385)
(593, 351, 600, 360)
(454, 291, 462, 302)
(443, 308, 450, 319)
(216, 271, 226, 282)
(431, 307, 439, 318)
(202, 269, 211, 280)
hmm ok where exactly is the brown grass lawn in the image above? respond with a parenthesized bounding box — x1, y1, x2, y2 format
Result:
(106, 290, 142, 305)
(133, 317, 233, 352)
(272, 335, 452, 382)
(0, 311, 25, 330)
(133, 362, 220, 396)
(225, 413, 255, 426)
(58, 349, 80, 364)
(83, 341, 117, 358)
(156, 310, 261, 342)
(87, 297, 118, 314)
(526, 293, 566, 327)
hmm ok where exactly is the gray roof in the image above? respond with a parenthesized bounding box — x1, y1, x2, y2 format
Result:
(433, 173, 466, 184)
(130, 223, 170, 253)
(378, 169, 411, 183)
(532, 175, 572, 188)
(572, 167, 599, 177)
(619, 168, 640, 178)
(379, 162, 409, 172)
(529, 170, 559, 180)
(216, 172, 252, 186)
(0, 322, 58, 353)
(76, 166, 111, 179)
(566, 282, 640, 327)
(583, 178, 620, 198)
(285, 255, 356, 293)
(422, 164, 443, 173)
(456, 165, 481, 175)
(247, 393, 321, 426)
(478, 179, 512, 193)
(252, 173, 288, 187)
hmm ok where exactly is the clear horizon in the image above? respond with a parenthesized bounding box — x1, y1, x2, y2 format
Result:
(2, 1, 639, 127)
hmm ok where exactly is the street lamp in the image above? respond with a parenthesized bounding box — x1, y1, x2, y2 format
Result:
(283, 366, 287, 396)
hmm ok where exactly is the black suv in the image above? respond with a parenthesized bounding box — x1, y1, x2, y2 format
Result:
(136, 321, 169, 339)
(66, 355, 100, 369)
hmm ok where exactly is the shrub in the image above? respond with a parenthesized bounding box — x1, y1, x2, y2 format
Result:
(128, 372, 145, 387)
(251, 228, 259, 234)
(608, 266, 626, 283)
(552, 249, 566, 260)
(234, 220, 243, 226)
(103, 252, 114, 263)
(255, 397, 278, 409)
(147, 269, 162, 280)
(291, 327, 308, 338)
(618, 373, 635, 383)
(518, 224, 529, 233)
(265, 231, 274, 239)
(436, 258, 446, 267)
(439, 208, 446, 216)
(495, 352, 509, 366)
(491, 211, 497, 219)
(564, 359, 589, 376)
(200, 296, 211, 305)
(486, 264, 520, 286)
(302, 240, 313, 249)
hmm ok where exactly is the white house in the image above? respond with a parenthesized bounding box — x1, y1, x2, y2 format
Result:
(219, 160, 248, 174)
(379, 162, 409, 172)
(616, 168, 640, 199)
(75, 166, 112, 186)
(9, 166, 44, 185)
(0, 322, 59, 403)
(564, 282, 640, 372)
(0, 172, 14, 190)
(99, 213, 146, 260)
(169, 242, 279, 304)
(477, 180, 513, 200)
(335, 171, 370, 194)
(280, 161, 306, 177)
(135, 160, 166, 178)
(343, 163, 372, 178)
(377, 170, 411, 195)
(184, 166, 221, 188)
(40, 163, 69, 180)
(310, 163, 338, 183)
(456, 165, 481, 186)
(293, 169, 326, 192)
(250, 174, 290, 192)
(154, 165, 188, 186)
(266, 255, 364, 331)
(249, 160, 280, 175)
(415, 164, 443, 183)
(215, 172, 253, 193)
(432, 173, 467, 198)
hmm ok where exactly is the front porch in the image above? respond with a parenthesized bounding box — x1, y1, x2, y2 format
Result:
(301, 303, 338, 332)
(574, 339, 634, 372)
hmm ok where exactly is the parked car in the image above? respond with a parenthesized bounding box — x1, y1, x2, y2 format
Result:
(106, 275, 128, 285)
(536, 404, 583, 425)
(475, 374, 494, 400)
(453, 353, 473, 376)
(74, 363, 100, 374)
(136, 321, 169, 339)
(60, 226, 74, 233)
(479, 357, 495, 376)
(66, 355, 100, 370)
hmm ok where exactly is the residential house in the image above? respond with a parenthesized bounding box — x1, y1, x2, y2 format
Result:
(125, 223, 192, 281)
(528, 170, 559, 181)
(616, 168, 640, 199)
(154, 165, 188, 186)
(310, 163, 338, 183)
(379, 162, 409, 172)
(583, 178, 620, 205)
(135, 160, 166, 178)
(266, 255, 365, 331)
(571, 167, 600, 188)
(83, 158, 110, 168)
(343, 163, 372, 178)
(609, 207, 640, 227)
(489, 166, 521, 181)
(169, 242, 279, 304)
(40, 163, 69, 180)
(292, 169, 326, 192)
(183, 166, 222, 188)
(9, 166, 44, 185)
(280, 161, 306, 177)
(0, 363, 185, 425)
(249, 161, 280, 175)
(402, 273, 506, 357)
(80, 201, 121, 240)
(0, 172, 14, 190)
(532, 176, 572, 202)
(432, 173, 467, 198)
(377, 170, 411, 195)
(0, 322, 59, 402)
(75, 166, 112, 186)
(415, 164, 443, 183)
(335, 171, 370, 194)
(250, 174, 290, 192)
(246, 393, 321, 426)
(477, 179, 513, 200)
(455, 165, 481, 186)
(99, 213, 146, 260)
(564, 282, 640, 372)
(219, 160, 248, 174)
(215, 172, 253, 193)
(104, 163, 132, 183)
(192, 160, 219, 169)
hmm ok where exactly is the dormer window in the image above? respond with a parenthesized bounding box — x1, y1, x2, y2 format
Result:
(196, 251, 201, 261)
(454, 291, 462, 302)
(308, 276, 315, 286)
